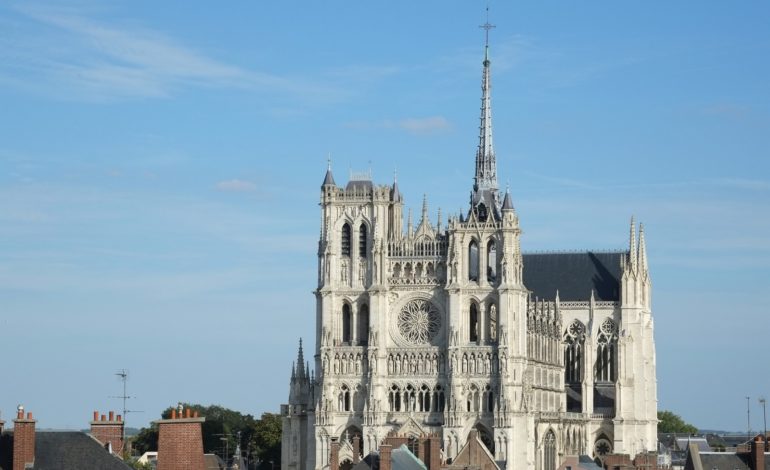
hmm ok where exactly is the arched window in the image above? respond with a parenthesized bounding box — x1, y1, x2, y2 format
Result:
(469, 303, 479, 343)
(405, 384, 416, 412)
(487, 303, 497, 343)
(419, 384, 431, 412)
(477, 203, 488, 222)
(468, 240, 480, 281)
(357, 304, 369, 346)
(341, 223, 351, 257)
(484, 384, 494, 412)
(487, 240, 497, 283)
(544, 430, 556, 470)
(340, 385, 351, 411)
(596, 319, 618, 382)
(359, 224, 367, 258)
(563, 320, 585, 383)
(389, 384, 401, 412)
(342, 304, 351, 344)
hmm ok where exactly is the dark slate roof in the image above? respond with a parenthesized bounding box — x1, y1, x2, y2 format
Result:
(391, 445, 426, 470)
(577, 455, 604, 470)
(522, 251, 625, 301)
(0, 431, 132, 470)
(322, 169, 336, 187)
(345, 180, 373, 192)
(696, 453, 751, 470)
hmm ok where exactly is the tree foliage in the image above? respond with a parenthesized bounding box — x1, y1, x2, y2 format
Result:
(129, 404, 281, 469)
(658, 410, 698, 434)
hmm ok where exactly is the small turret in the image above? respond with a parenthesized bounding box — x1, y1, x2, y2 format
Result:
(501, 187, 514, 211)
(628, 216, 638, 273)
(638, 223, 648, 275)
(322, 157, 336, 188)
(390, 169, 401, 201)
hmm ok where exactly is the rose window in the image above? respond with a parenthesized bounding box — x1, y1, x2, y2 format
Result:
(397, 299, 441, 345)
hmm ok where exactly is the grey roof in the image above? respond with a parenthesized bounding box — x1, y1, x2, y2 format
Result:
(391, 445, 426, 470)
(501, 190, 513, 210)
(322, 169, 336, 187)
(522, 251, 625, 301)
(696, 453, 751, 470)
(577, 455, 604, 470)
(0, 431, 132, 470)
(346, 180, 373, 192)
(676, 437, 711, 452)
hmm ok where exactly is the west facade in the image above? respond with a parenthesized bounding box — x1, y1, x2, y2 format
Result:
(282, 35, 657, 470)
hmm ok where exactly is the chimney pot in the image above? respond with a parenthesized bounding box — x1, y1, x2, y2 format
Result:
(109, 411, 114, 421)
(101, 414, 106, 421)
(26, 412, 32, 420)
(193, 411, 199, 418)
(94, 411, 99, 421)
(171, 409, 177, 419)
(117, 415, 122, 422)
(185, 408, 191, 419)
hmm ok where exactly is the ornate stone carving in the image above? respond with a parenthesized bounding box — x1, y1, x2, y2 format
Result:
(396, 299, 441, 345)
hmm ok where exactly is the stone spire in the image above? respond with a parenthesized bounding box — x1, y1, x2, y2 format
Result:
(470, 13, 501, 221)
(629, 217, 638, 273)
(474, 14, 498, 194)
(296, 338, 306, 380)
(638, 223, 648, 274)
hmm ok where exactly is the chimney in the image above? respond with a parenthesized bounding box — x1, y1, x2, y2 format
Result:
(90, 410, 125, 455)
(380, 444, 393, 470)
(330, 439, 340, 470)
(155, 405, 206, 470)
(13, 405, 36, 470)
(752, 436, 765, 470)
(428, 434, 441, 470)
(352, 435, 361, 464)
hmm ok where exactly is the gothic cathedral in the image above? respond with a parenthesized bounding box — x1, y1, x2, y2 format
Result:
(282, 30, 657, 470)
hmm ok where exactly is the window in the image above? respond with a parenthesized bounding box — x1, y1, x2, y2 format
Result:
(357, 305, 369, 346)
(341, 224, 351, 256)
(469, 303, 479, 343)
(339, 385, 351, 411)
(358, 224, 367, 257)
(468, 241, 479, 281)
(487, 240, 497, 283)
(544, 431, 556, 470)
(342, 304, 351, 343)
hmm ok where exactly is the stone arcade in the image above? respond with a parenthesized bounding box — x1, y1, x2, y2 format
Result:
(282, 28, 657, 470)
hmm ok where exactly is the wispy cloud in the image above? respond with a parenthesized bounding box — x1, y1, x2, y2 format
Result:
(0, 4, 338, 101)
(344, 116, 451, 136)
(215, 179, 257, 192)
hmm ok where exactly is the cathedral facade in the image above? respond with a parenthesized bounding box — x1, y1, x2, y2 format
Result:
(282, 35, 657, 470)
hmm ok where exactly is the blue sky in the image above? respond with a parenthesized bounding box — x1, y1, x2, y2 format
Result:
(1, 1, 768, 433)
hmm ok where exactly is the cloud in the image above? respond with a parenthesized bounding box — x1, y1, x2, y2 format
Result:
(0, 5, 340, 101)
(398, 116, 451, 135)
(344, 116, 451, 136)
(215, 179, 257, 192)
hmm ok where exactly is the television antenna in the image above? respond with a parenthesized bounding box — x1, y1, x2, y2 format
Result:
(109, 369, 144, 453)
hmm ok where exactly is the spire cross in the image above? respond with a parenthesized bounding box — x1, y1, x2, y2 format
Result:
(479, 6, 495, 47)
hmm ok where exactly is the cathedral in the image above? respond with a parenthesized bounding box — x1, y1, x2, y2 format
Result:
(282, 26, 657, 470)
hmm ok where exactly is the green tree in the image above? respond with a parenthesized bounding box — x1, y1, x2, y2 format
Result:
(658, 410, 698, 434)
(128, 403, 281, 470)
(249, 413, 282, 470)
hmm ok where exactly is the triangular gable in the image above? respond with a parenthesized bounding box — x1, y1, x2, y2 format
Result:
(395, 416, 426, 438)
(448, 432, 500, 470)
(338, 439, 356, 464)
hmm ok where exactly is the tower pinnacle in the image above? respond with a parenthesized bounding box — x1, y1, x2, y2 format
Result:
(470, 9, 500, 221)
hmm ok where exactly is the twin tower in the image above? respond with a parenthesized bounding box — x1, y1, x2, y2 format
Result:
(282, 30, 657, 470)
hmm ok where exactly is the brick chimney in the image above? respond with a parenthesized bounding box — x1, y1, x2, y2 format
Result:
(90, 410, 125, 455)
(751, 435, 765, 470)
(13, 405, 36, 470)
(428, 434, 441, 470)
(155, 405, 205, 470)
(352, 435, 361, 463)
(380, 444, 392, 470)
(330, 439, 340, 470)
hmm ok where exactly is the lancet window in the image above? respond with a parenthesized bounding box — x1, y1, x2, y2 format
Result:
(357, 304, 369, 346)
(389, 384, 401, 412)
(359, 224, 367, 258)
(342, 304, 352, 344)
(483, 384, 494, 412)
(469, 240, 480, 281)
(341, 223, 351, 257)
(544, 430, 556, 470)
(487, 240, 497, 283)
(339, 384, 351, 411)
(487, 302, 497, 343)
(595, 318, 618, 382)
(563, 320, 585, 383)
(469, 303, 479, 343)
